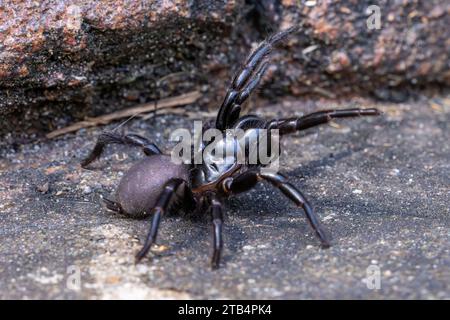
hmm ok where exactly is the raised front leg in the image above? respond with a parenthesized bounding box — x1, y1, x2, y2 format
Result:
(266, 108, 381, 135)
(215, 26, 299, 130)
(81, 131, 161, 167)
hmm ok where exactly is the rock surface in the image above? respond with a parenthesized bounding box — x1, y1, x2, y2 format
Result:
(279, 0, 450, 99)
(0, 94, 448, 299)
(1, 0, 449, 139)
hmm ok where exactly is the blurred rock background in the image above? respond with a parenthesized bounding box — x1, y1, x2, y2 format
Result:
(0, 0, 449, 144)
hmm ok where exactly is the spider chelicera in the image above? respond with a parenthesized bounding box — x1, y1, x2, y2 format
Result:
(81, 27, 381, 269)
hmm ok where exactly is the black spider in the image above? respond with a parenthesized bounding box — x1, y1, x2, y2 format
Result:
(81, 27, 381, 269)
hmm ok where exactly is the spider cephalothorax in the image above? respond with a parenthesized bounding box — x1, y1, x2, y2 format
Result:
(81, 27, 381, 269)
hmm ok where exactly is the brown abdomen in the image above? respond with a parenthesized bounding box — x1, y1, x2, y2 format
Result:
(116, 155, 189, 217)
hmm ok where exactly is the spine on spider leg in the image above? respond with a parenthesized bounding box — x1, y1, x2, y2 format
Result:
(241, 26, 298, 82)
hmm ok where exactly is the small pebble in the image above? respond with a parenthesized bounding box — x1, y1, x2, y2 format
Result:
(83, 186, 92, 194)
(305, 0, 317, 6)
(390, 168, 400, 176)
(37, 182, 50, 194)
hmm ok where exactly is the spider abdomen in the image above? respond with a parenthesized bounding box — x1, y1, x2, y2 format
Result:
(116, 155, 189, 217)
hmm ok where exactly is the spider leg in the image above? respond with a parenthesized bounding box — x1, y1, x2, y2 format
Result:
(208, 193, 224, 269)
(102, 197, 125, 214)
(102, 197, 154, 220)
(81, 131, 161, 168)
(266, 108, 381, 135)
(135, 178, 186, 262)
(259, 171, 330, 247)
(226, 170, 259, 194)
(227, 170, 330, 248)
(216, 26, 298, 130)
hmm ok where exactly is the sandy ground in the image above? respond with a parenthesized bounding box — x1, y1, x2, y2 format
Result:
(0, 95, 449, 299)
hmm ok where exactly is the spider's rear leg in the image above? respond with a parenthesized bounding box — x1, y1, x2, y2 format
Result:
(81, 132, 161, 168)
(135, 179, 188, 262)
(227, 170, 330, 248)
(102, 197, 149, 219)
(102, 197, 125, 214)
(266, 108, 381, 135)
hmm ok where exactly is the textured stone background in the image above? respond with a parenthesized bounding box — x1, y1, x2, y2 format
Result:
(0, 0, 449, 140)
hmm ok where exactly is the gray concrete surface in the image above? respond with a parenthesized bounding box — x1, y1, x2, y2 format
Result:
(0, 95, 449, 299)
